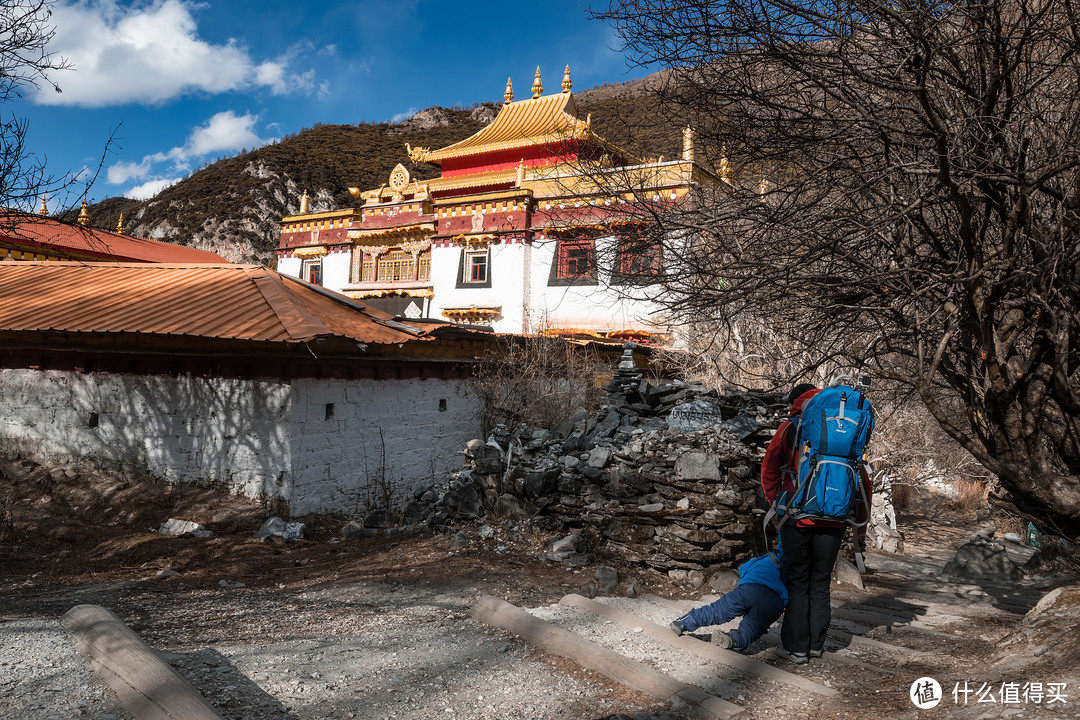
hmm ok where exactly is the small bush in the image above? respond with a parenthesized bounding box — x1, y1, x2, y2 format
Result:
(953, 478, 989, 518)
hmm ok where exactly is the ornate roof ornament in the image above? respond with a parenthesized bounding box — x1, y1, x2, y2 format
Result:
(405, 142, 430, 164)
(531, 66, 543, 99)
(504, 77, 514, 103)
(116, 213, 125, 235)
(38, 195, 48, 216)
(299, 190, 309, 214)
(76, 198, 90, 226)
(682, 126, 694, 162)
(719, 144, 729, 183)
(562, 64, 572, 93)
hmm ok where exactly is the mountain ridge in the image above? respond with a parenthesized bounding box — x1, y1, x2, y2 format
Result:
(70, 72, 686, 265)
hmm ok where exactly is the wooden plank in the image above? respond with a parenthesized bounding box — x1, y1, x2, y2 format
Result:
(63, 604, 224, 720)
(642, 594, 918, 660)
(559, 594, 839, 696)
(470, 595, 748, 720)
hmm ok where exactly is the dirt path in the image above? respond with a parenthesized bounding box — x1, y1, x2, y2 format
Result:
(2, 463, 1077, 720)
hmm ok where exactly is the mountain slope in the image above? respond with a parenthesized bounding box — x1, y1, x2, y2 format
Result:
(76, 73, 687, 265)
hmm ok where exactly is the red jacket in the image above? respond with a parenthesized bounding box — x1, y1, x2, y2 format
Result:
(761, 389, 871, 530)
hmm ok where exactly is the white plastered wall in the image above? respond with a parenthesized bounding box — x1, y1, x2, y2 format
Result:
(0, 368, 482, 517)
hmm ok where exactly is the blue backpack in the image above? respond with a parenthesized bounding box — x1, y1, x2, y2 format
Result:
(766, 382, 875, 565)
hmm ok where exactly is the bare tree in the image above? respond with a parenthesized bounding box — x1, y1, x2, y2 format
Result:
(587, 0, 1080, 534)
(0, 1, 71, 215)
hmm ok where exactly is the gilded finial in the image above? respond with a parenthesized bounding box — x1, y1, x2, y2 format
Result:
(516, 159, 525, 185)
(719, 144, 729, 183)
(300, 190, 309, 214)
(682, 126, 694, 162)
(584, 113, 592, 134)
(504, 77, 514, 103)
(116, 213, 125, 235)
(76, 198, 90, 226)
(38, 195, 48, 216)
(531, 66, 543, 99)
(562, 65, 572, 93)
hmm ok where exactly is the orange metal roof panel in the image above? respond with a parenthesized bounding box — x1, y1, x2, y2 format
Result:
(0, 213, 227, 263)
(0, 262, 421, 345)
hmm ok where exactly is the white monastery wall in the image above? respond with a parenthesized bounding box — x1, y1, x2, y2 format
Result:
(321, 250, 352, 291)
(0, 368, 482, 517)
(0, 369, 293, 502)
(277, 255, 302, 279)
(287, 376, 482, 515)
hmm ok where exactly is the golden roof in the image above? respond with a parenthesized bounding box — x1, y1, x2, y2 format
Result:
(412, 91, 593, 165)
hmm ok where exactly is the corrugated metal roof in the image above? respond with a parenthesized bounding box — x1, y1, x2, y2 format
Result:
(0, 262, 423, 345)
(0, 213, 227, 263)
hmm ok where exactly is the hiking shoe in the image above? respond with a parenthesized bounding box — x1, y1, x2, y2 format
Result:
(809, 648, 824, 658)
(669, 620, 687, 636)
(775, 646, 809, 664)
(711, 632, 734, 650)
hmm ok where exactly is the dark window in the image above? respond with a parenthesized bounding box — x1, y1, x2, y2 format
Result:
(557, 239, 594, 278)
(464, 250, 488, 283)
(616, 237, 662, 282)
(303, 259, 323, 286)
(549, 238, 598, 286)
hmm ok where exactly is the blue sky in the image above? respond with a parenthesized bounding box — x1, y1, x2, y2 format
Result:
(12, 0, 647, 208)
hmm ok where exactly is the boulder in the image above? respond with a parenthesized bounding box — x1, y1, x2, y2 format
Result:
(833, 555, 864, 589)
(444, 482, 483, 519)
(944, 537, 1019, 582)
(594, 566, 620, 595)
(675, 453, 723, 481)
(254, 516, 304, 542)
(340, 521, 378, 541)
(472, 444, 505, 474)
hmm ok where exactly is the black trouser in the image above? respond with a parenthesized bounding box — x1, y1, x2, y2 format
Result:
(779, 523, 845, 654)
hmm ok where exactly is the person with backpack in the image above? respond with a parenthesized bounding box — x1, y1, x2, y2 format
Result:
(762, 382, 873, 663)
(668, 544, 787, 652)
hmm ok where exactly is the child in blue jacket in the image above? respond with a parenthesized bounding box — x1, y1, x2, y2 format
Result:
(668, 546, 788, 652)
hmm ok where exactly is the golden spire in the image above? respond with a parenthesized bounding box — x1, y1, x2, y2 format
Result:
(682, 126, 694, 162)
(504, 76, 514, 103)
(531, 66, 543, 99)
(719, 144, 729, 183)
(300, 190, 309, 214)
(115, 213, 125, 235)
(76, 198, 90, 226)
(38, 195, 48, 216)
(516, 158, 525, 185)
(562, 64, 572, 93)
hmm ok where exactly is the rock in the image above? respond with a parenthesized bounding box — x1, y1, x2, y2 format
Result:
(552, 533, 586, 553)
(524, 468, 559, 497)
(594, 566, 620, 595)
(444, 482, 483, 519)
(254, 516, 305, 542)
(833, 555, 864, 589)
(944, 537, 1020, 582)
(667, 399, 724, 432)
(560, 455, 582, 470)
(1003, 532, 1023, 544)
(340, 521, 377, 541)
(478, 524, 495, 539)
(687, 570, 706, 589)
(721, 415, 759, 440)
(158, 518, 212, 538)
(448, 532, 469, 549)
(363, 509, 392, 529)
(639, 502, 665, 513)
(676, 497, 690, 510)
(588, 446, 614, 469)
(155, 569, 179, 579)
(866, 522, 904, 554)
(675, 453, 723, 481)
(472, 444, 504, 474)
(992, 585, 1080, 678)
(624, 577, 644, 598)
(565, 552, 592, 567)
(708, 570, 738, 594)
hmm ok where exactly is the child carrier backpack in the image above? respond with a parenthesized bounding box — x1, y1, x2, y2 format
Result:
(764, 378, 875, 570)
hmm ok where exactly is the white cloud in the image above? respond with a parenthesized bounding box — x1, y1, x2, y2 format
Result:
(125, 176, 183, 199)
(108, 111, 269, 196)
(391, 107, 418, 123)
(37, 0, 315, 107)
(185, 111, 264, 156)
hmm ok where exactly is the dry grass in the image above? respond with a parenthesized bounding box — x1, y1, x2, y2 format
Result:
(953, 478, 989, 518)
(890, 482, 918, 511)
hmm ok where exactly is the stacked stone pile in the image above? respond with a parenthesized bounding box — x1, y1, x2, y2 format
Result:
(399, 368, 792, 575)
